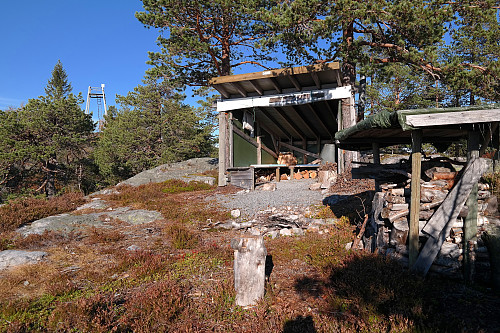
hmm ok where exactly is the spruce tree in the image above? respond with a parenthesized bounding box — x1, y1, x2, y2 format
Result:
(44, 60, 73, 101)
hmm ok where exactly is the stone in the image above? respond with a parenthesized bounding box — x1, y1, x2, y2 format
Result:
(231, 209, 241, 218)
(108, 209, 163, 225)
(76, 199, 109, 211)
(126, 245, 141, 251)
(17, 213, 105, 236)
(0, 250, 48, 270)
(259, 183, 276, 191)
(309, 183, 322, 191)
(291, 227, 304, 236)
(279, 228, 292, 236)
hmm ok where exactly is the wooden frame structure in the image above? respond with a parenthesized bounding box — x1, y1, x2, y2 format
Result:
(210, 62, 354, 187)
(335, 103, 500, 278)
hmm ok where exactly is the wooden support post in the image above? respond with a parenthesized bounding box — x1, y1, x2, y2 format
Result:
(276, 167, 281, 182)
(229, 113, 234, 168)
(256, 125, 262, 165)
(409, 130, 422, 267)
(464, 131, 480, 283)
(372, 142, 380, 191)
(231, 236, 267, 307)
(218, 112, 228, 186)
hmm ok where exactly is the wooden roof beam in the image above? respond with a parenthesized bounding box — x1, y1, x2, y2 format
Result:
(287, 74, 302, 91)
(271, 107, 306, 141)
(323, 100, 338, 125)
(311, 72, 321, 89)
(248, 80, 264, 96)
(290, 105, 319, 141)
(230, 82, 247, 98)
(268, 77, 282, 94)
(213, 84, 230, 99)
(258, 108, 293, 139)
(306, 104, 334, 139)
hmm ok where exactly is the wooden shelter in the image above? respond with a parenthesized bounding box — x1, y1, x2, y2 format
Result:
(210, 62, 354, 187)
(335, 103, 500, 277)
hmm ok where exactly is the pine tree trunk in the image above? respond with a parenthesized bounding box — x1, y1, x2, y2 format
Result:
(45, 159, 56, 197)
(341, 21, 356, 171)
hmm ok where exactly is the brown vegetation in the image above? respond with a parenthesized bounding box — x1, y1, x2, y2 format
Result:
(0, 180, 499, 332)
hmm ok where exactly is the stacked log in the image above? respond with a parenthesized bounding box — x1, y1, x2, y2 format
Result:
(369, 161, 497, 279)
(293, 170, 318, 180)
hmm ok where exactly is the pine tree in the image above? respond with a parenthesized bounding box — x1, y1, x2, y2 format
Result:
(44, 60, 73, 101)
(95, 76, 214, 184)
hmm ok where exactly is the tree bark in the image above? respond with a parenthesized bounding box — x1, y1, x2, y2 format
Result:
(45, 159, 56, 197)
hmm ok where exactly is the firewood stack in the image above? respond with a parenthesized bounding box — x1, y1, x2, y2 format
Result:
(367, 158, 498, 278)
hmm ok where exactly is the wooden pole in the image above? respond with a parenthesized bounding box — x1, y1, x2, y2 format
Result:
(256, 125, 262, 165)
(464, 130, 480, 283)
(229, 113, 234, 168)
(409, 130, 422, 267)
(218, 112, 228, 186)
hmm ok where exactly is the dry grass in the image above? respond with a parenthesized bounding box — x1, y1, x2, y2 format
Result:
(1, 180, 500, 332)
(0, 192, 86, 234)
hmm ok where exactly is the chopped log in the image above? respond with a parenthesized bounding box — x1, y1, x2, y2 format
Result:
(478, 190, 491, 199)
(390, 188, 410, 197)
(280, 174, 288, 181)
(231, 236, 267, 307)
(310, 171, 317, 179)
(294, 172, 302, 180)
(384, 200, 443, 222)
(412, 157, 488, 277)
(390, 220, 409, 246)
(478, 183, 490, 191)
(451, 227, 463, 236)
(388, 209, 409, 223)
(302, 171, 310, 179)
(432, 172, 457, 180)
(391, 203, 409, 211)
(386, 194, 406, 204)
(372, 192, 386, 226)
(424, 167, 451, 180)
(420, 189, 448, 203)
(419, 209, 435, 220)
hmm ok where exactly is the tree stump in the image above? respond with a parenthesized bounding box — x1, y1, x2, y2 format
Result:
(231, 236, 267, 307)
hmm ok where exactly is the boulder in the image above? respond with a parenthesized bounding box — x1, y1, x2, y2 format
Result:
(0, 250, 48, 270)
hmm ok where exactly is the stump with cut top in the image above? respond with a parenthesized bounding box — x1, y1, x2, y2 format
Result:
(231, 236, 267, 307)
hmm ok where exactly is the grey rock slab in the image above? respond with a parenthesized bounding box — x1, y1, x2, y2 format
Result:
(107, 209, 163, 225)
(0, 250, 48, 270)
(17, 213, 106, 236)
(119, 157, 218, 187)
(76, 199, 109, 211)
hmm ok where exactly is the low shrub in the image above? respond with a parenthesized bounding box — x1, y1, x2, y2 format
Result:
(0, 192, 86, 233)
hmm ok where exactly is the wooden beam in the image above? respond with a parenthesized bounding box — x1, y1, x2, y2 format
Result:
(290, 105, 318, 140)
(258, 108, 292, 139)
(310, 72, 321, 89)
(306, 104, 334, 139)
(248, 80, 264, 96)
(405, 109, 500, 128)
(413, 157, 488, 276)
(287, 73, 302, 91)
(218, 112, 228, 186)
(209, 62, 341, 85)
(322, 100, 337, 125)
(268, 77, 282, 94)
(335, 71, 342, 87)
(280, 142, 320, 158)
(214, 85, 230, 99)
(272, 107, 306, 141)
(409, 130, 422, 267)
(230, 82, 247, 98)
(232, 126, 278, 158)
(257, 132, 262, 164)
(464, 131, 480, 284)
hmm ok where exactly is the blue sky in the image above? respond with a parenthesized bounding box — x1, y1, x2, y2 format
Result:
(0, 1, 161, 115)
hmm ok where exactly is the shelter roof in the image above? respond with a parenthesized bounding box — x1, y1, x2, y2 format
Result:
(335, 104, 500, 151)
(209, 62, 342, 99)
